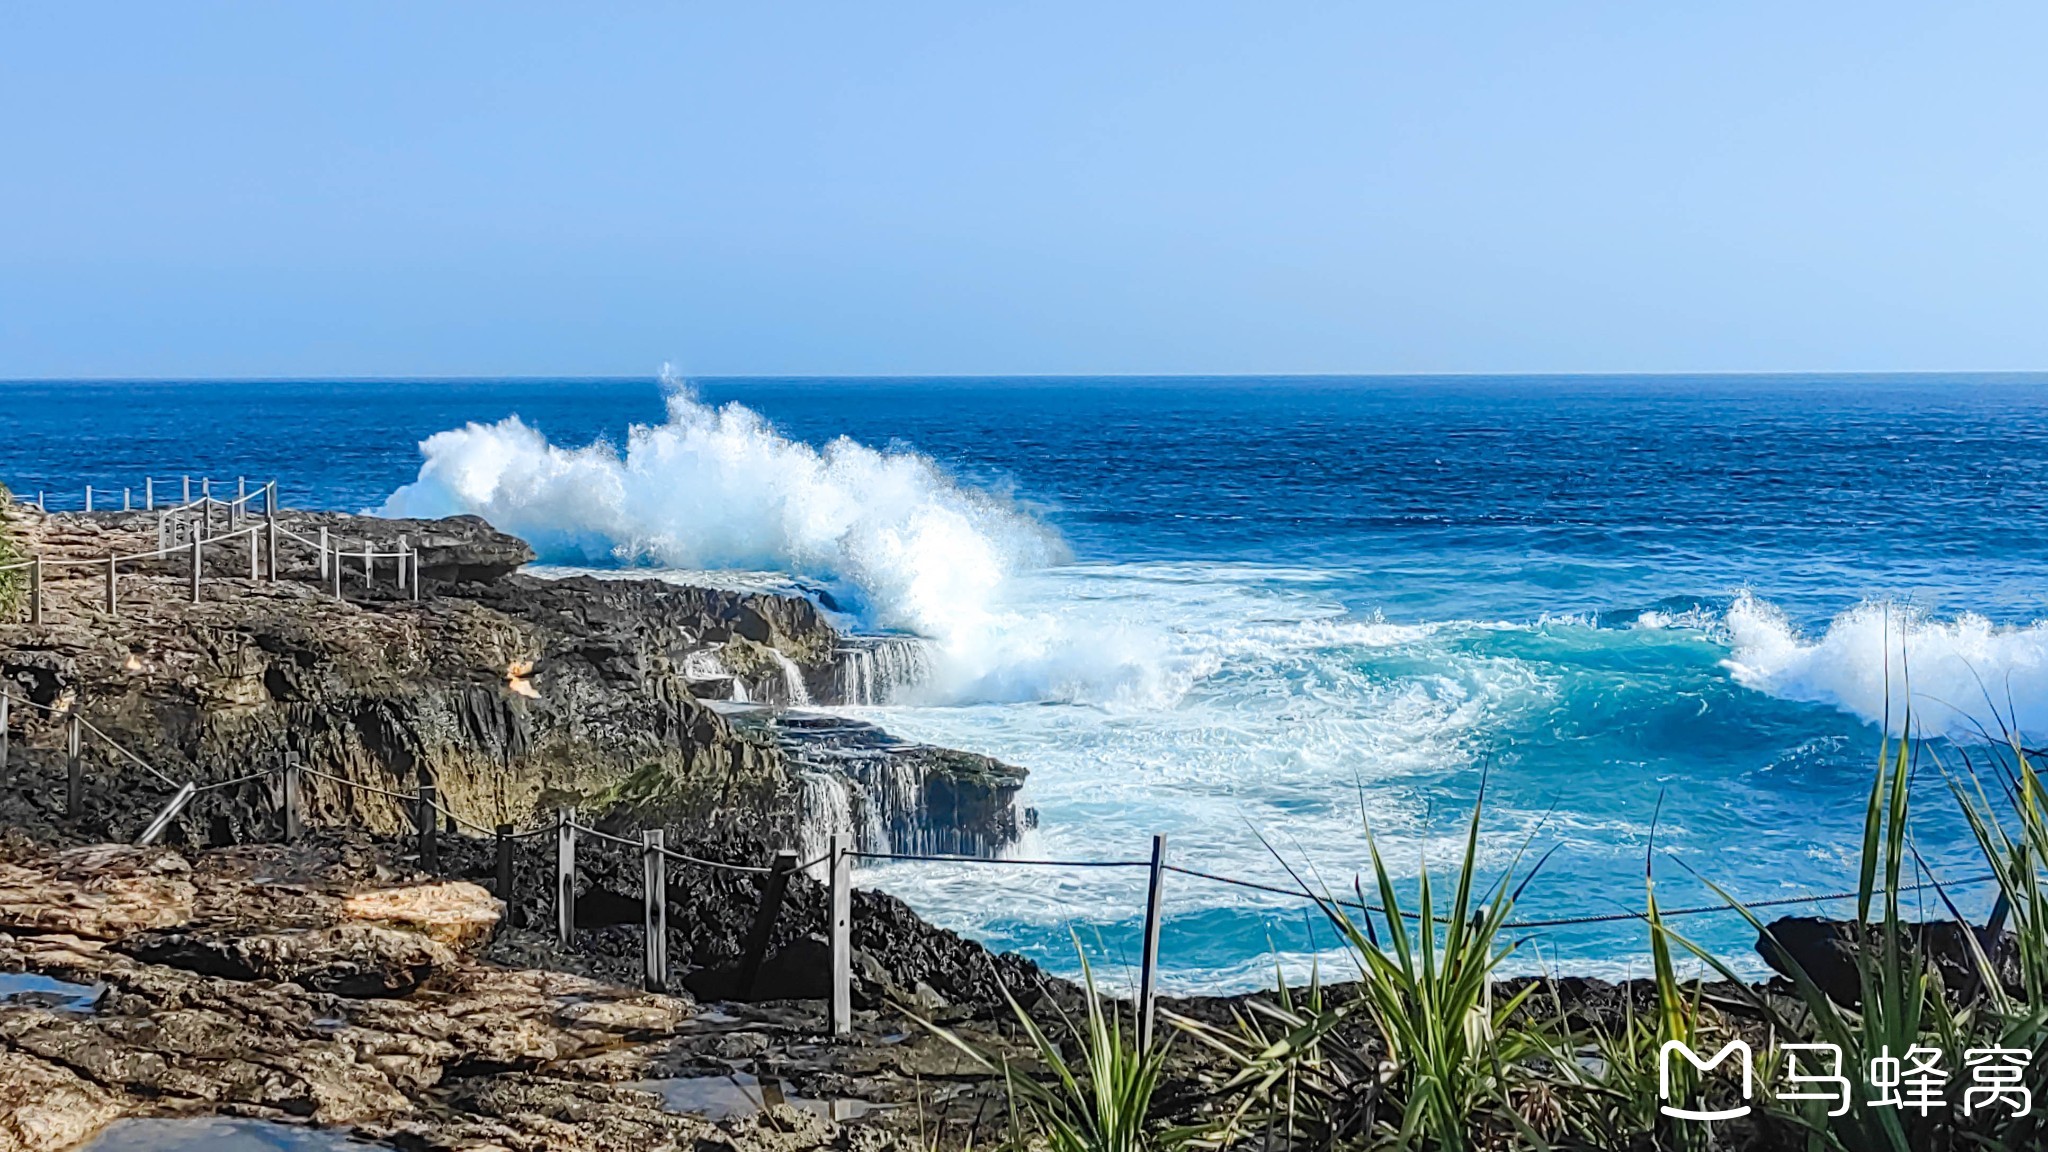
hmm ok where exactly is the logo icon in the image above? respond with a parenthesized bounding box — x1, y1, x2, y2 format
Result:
(1660, 1040, 1754, 1121)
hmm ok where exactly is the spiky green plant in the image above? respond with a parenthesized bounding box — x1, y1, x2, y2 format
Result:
(920, 939, 1205, 1152)
(1170, 956, 1388, 1150)
(1189, 786, 1548, 1150)
(1662, 720, 1960, 1152)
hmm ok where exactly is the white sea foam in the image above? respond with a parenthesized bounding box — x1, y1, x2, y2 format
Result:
(380, 375, 1230, 705)
(1724, 592, 2048, 738)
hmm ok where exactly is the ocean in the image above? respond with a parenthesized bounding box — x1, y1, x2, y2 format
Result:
(5, 373, 2044, 990)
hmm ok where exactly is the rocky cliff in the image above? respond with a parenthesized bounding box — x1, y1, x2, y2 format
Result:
(0, 503, 1025, 865)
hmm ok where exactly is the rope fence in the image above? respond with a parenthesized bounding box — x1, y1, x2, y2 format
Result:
(2, 478, 2026, 1040)
(0, 675, 2021, 1041)
(2, 477, 425, 623)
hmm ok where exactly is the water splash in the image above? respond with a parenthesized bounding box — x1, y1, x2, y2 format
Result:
(1724, 592, 2048, 739)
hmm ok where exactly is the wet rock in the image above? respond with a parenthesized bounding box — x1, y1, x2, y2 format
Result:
(1757, 915, 2024, 1006)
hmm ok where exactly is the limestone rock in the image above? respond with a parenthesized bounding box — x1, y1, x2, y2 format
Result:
(0, 1048, 124, 1152)
(0, 845, 195, 939)
(342, 880, 503, 951)
(119, 923, 460, 998)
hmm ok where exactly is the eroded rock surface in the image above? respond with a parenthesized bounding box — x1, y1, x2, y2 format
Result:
(0, 840, 965, 1152)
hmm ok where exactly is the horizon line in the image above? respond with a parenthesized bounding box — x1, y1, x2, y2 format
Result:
(6, 368, 2048, 385)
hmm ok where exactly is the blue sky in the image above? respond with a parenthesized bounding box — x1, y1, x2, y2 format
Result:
(3, 3, 2045, 377)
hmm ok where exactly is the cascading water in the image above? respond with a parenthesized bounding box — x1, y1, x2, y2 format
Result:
(834, 636, 934, 705)
(796, 771, 855, 877)
(767, 650, 812, 706)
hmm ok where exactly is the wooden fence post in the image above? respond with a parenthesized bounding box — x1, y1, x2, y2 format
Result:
(363, 543, 372, 588)
(556, 808, 578, 946)
(182, 475, 191, 504)
(411, 550, 421, 601)
(66, 707, 83, 818)
(332, 538, 343, 600)
(0, 691, 11, 789)
(828, 833, 852, 1037)
(495, 823, 515, 900)
(416, 781, 439, 871)
(123, 488, 131, 512)
(105, 555, 117, 615)
(190, 536, 202, 603)
(1137, 834, 1168, 1053)
(738, 850, 799, 999)
(145, 477, 154, 510)
(30, 556, 42, 626)
(643, 829, 668, 993)
(396, 536, 408, 591)
(264, 483, 277, 581)
(317, 527, 329, 578)
(282, 752, 302, 842)
(84, 485, 92, 513)
(157, 509, 166, 553)
(247, 526, 258, 579)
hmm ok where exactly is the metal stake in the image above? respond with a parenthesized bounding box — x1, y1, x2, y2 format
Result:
(828, 833, 852, 1036)
(643, 829, 668, 993)
(495, 824, 515, 903)
(66, 707, 83, 817)
(264, 483, 277, 581)
(1138, 833, 1168, 1053)
(416, 781, 439, 871)
(556, 808, 578, 946)
(282, 752, 302, 842)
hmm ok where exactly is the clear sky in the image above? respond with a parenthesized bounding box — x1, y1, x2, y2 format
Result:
(3, 3, 2046, 378)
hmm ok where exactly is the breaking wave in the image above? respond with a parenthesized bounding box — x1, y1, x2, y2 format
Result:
(379, 375, 1201, 705)
(1724, 592, 2048, 739)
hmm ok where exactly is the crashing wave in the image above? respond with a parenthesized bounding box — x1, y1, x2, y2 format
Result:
(1724, 592, 2048, 739)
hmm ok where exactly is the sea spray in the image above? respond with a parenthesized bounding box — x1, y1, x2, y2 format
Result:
(1723, 592, 2048, 739)
(378, 379, 1217, 704)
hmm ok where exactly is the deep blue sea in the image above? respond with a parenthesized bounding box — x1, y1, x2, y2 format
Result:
(6, 374, 2046, 989)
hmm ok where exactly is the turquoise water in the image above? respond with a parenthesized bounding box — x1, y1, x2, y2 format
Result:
(7, 374, 2044, 988)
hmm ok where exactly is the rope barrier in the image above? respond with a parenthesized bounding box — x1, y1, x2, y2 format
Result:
(656, 843, 773, 873)
(299, 765, 419, 804)
(73, 715, 183, 789)
(192, 766, 285, 793)
(557, 818, 774, 872)
(854, 850, 1154, 868)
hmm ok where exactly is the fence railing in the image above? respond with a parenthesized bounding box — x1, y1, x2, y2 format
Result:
(2, 478, 422, 621)
(0, 478, 2014, 1041)
(0, 678, 2004, 1046)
